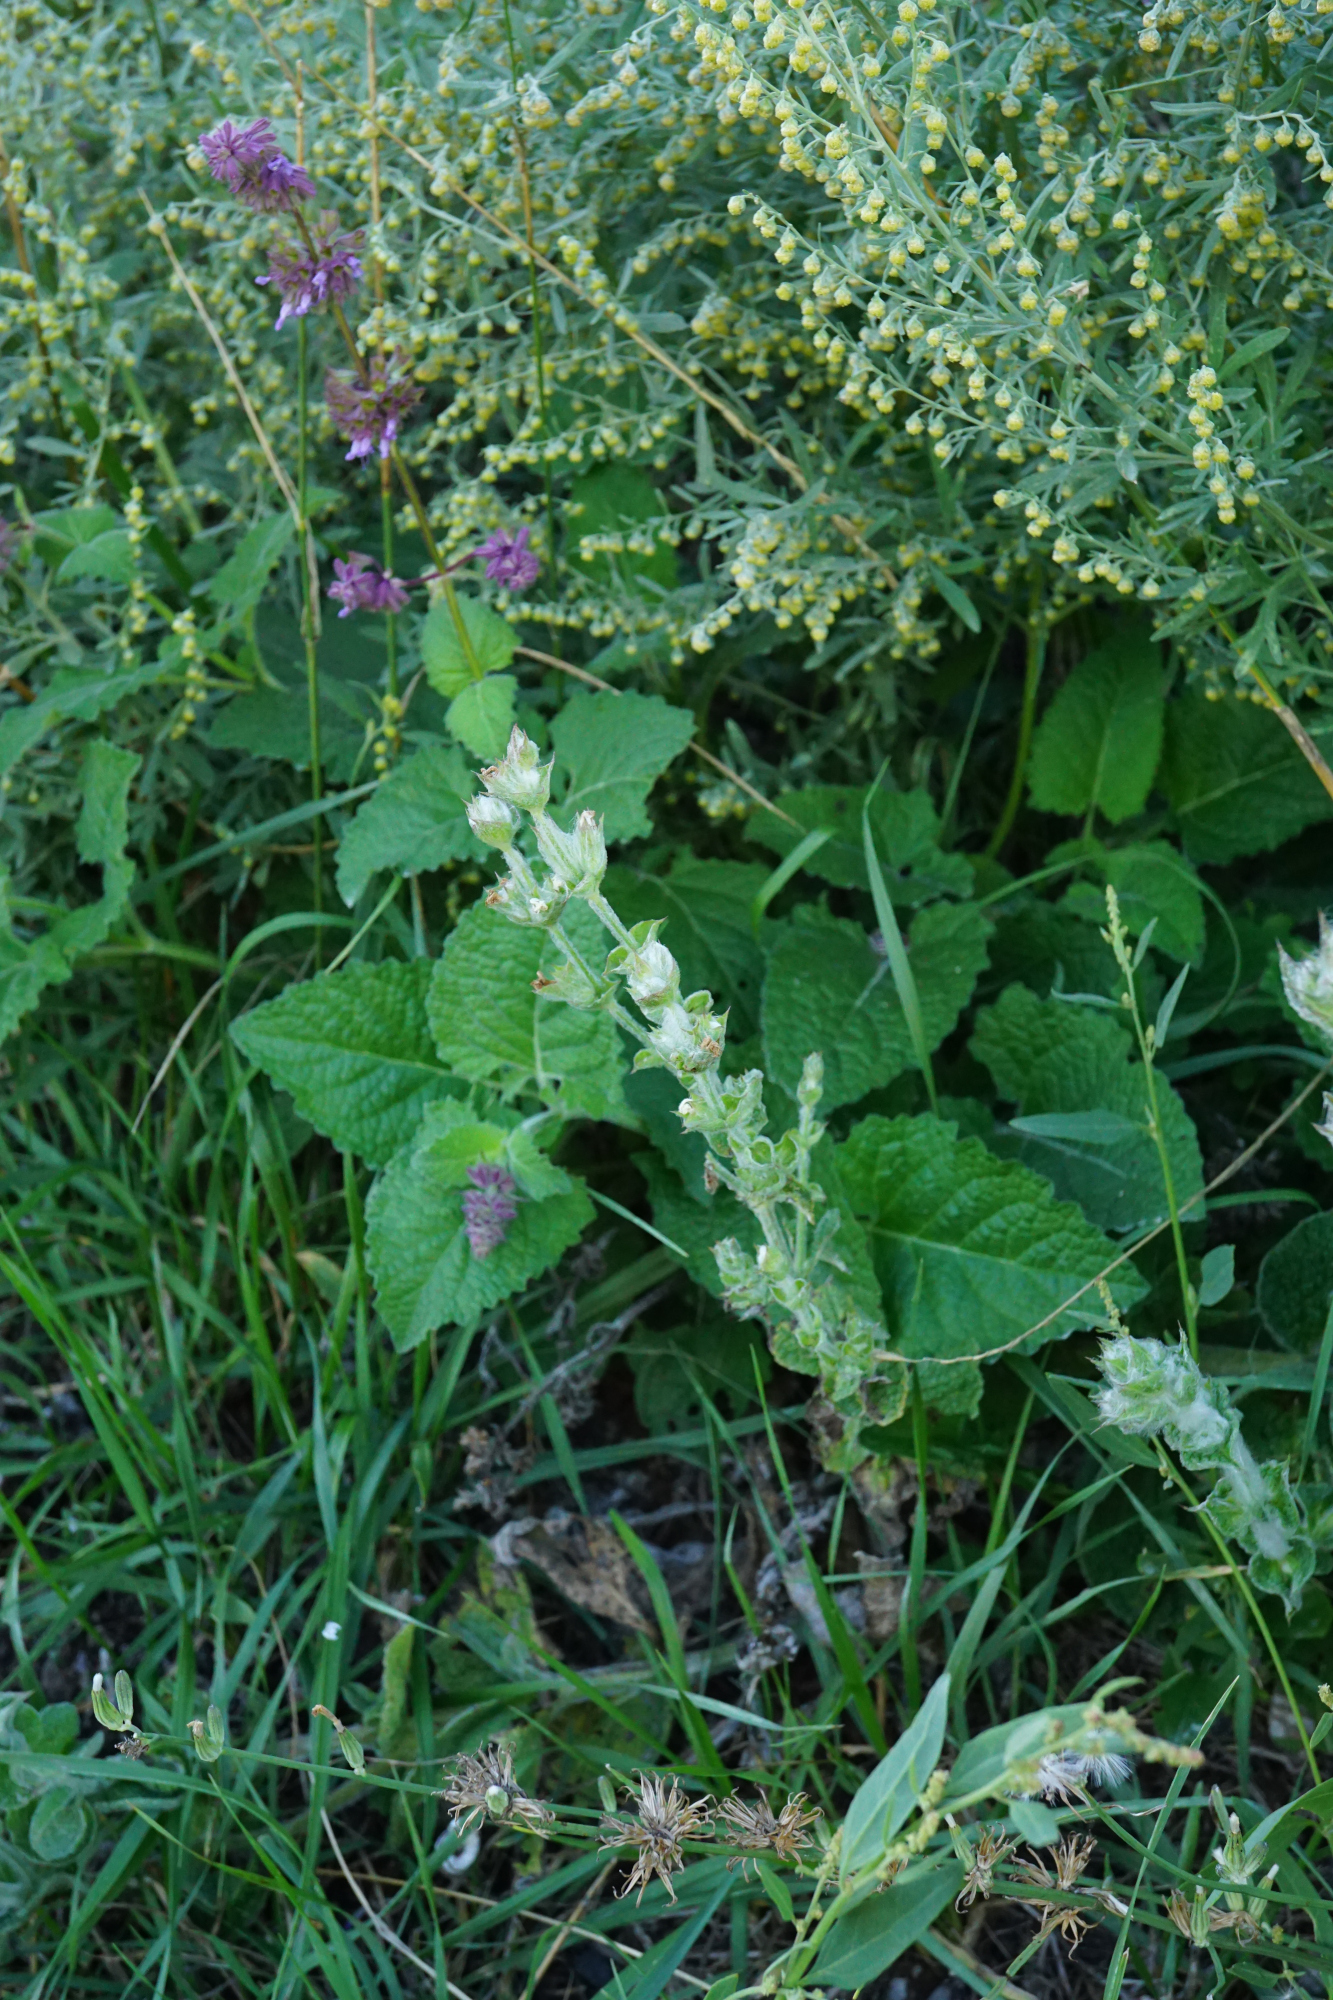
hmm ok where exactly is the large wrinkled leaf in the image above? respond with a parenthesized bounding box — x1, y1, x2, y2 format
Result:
(550, 690, 694, 842)
(1162, 683, 1333, 864)
(1258, 1212, 1333, 1353)
(971, 983, 1203, 1233)
(0, 663, 160, 776)
(747, 784, 972, 903)
(761, 902, 991, 1109)
(447, 673, 517, 760)
(336, 743, 482, 905)
(1029, 633, 1166, 824)
(427, 901, 631, 1123)
(1058, 840, 1206, 965)
(366, 1105, 594, 1348)
(421, 594, 518, 699)
(232, 960, 462, 1167)
(205, 513, 294, 615)
(839, 1112, 1143, 1363)
(603, 855, 768, 1039)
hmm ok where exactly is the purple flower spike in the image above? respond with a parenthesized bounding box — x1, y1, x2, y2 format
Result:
(249, 152, 317, 213)
(477, 525, 540, 591)
(257, 212, 363, 328)
(199, 118, 276, 191)
(328, 551, 409, 617)
(197, 117, 313, 212)
(463, 1163, 518, 1260)
(325, 349, 421, 462)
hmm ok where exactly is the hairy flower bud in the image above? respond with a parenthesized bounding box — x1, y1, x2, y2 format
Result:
(1280, 913, 1333, 1048)
(533, 806, 606, 891)
(625, 940, 680, 1011)
(467, 794, 520, 849)
(480, 727, 551, 811)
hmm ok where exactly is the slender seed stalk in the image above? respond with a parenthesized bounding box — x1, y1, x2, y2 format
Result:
(986, 575, 1045, 858)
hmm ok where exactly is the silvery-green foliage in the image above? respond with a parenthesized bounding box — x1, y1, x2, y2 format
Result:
(1095, 1330, 1318, 1610)
(470, 725, 905, 1465)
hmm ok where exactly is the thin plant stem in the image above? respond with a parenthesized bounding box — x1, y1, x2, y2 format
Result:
(297, 317, 323, 933)
(986, 577, 1045, 858)
(940, 623, 1004, 845)
(500, 0, 556, 560)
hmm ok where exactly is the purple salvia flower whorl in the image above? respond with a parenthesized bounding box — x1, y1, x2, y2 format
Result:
(328, 552, 409, 618)
(199, 118, 276, 191)
(476, 525, 541, 591)
(463, 1163, 518, 1260)
(258, 213, 364, 328)
(197, 117, 314, 212)
(324, 349, 421, 462)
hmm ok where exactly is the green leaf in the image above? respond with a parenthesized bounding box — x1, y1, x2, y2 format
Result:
(77, 740, 139, 868)
(58, 529, 136, 585)
(1162, 683, 1333, 864)
(748, 785, 972, 903)
(568, 465, 678, 594)
(1056, 839, 1205, 965)
(231, 960, 463, 1167)
(427, 901, 631, 1122)
(208, 683, 369, 782)
(13, 1703, 79, 1757)
(842, 1672, 951, 1879)
(1028, 633, 1166, 824)
(365, 1109, 595, 1348)
(840, 1112, 1143, 1363)
(421, 595, 517, 699)
(1258, 1212, 1333, 1353)
(971, 983, 1203, 1233)
(603, 856, 768, 1039)
(813, 1860, 963, 1986)
(761, 902, 991, 1110)
(28, 1789, 90, 1863)
(1007, 1797, 1063, 1845)
(550, 690, 694, 843)
(1199, 1242, 1235, 1307)
(0, 662, 161, 777)
(204, 513, 295, 614)
(446, 673, 517, 760)
(336, 743, 481, 906)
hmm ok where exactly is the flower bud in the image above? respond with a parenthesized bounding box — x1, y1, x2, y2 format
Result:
(312, 1703, 366, 1773)
(625, 940, 680, 1011)
(484, 1783, 511, 1817)
(533, 806, 606, 892)
(467, 793, 520, 849)
(190, 1703, 227, 1763)
(480, 726, 551, 811)
(1280, 915, 1333, 1049)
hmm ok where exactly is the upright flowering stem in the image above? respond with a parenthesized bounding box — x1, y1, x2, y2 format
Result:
(364, 8, 399, 701)
(500, 0, 557, 562)
(292, 84, 323, 929)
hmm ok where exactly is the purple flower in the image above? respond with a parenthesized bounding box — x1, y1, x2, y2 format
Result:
(324, 349, 421, 462)
(463, 1163, 518, 1260)
(328, 551, 409, 617)
(257, 212, 363, 328)
(199, 118, 276, 191)
(197, 117, 314, 213)
(250, 152, 317, 213)
(476, 525, 540, 591)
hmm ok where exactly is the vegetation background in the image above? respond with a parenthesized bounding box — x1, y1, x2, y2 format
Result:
(8, 0, 1333, 1994)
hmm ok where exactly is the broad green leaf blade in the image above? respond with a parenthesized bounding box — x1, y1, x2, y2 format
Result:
(421, 594, 517, 698)
(447, 673, 517, 760)
(841, 1671, 951, 1880)
(58, 529, 136, 584)
(747, 784, 972, 903)
(971, 983, 1203, 1233)
(336, 743, 482, 906)
(365, 1116, 594, 1348)
(550, 689, 694, 842)
(427, 901, 631, 1123)
(761, 902, 991, 1110)
(813, 1860, 962, 1987)
(840, 1112, 1144, 1362)
(231, 960, 463, 1167)
(1258, 1211, 1333, 1352)
(0, 662, 160, 777)
(76, 740, 139, 867)
(1028, 633, 1166, 824)
(28, 1788, 91, 1862)
(205, 513, 295, 614)
(1162, 682, 1333, 864)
